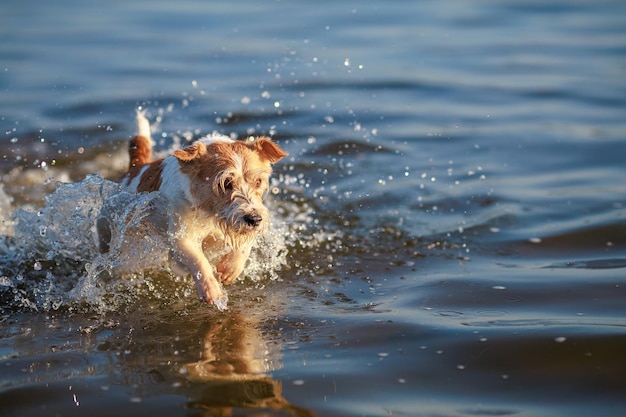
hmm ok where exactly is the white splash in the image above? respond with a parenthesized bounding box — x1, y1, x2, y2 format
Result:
(0, 174, 302, 314)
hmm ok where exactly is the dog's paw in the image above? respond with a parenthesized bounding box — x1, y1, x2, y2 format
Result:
(194, 271, 228, 310)
(212, 292, 229, 311)
(218, 269, 239, 285)
(216, 255, 245, 285)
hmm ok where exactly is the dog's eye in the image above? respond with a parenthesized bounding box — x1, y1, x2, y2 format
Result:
(224, 179, 233, 191)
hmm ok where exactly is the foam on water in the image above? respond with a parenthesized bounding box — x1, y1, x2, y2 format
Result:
(0, 173, 310, 315)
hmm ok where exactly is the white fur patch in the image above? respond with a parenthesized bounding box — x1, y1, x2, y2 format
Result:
(158, 157, 193, 205)
(197, 133, 234, 147)
(122, 157, 193, 206)
(135, 109, 153, 144)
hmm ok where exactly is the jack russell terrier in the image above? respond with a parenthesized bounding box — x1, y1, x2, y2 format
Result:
(117, 111, 287, 310)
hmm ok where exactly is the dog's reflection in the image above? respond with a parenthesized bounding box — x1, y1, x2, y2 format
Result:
(183, 312, 314, 416)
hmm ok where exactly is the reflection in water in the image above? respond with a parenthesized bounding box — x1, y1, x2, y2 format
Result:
(182, 313, 314, 416)
(0, 311, 315, 417)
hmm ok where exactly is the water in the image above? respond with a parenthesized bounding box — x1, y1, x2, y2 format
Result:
(1, 0, 625, 415)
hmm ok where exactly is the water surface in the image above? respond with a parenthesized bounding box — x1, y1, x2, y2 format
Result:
(1, 1, 625, 416)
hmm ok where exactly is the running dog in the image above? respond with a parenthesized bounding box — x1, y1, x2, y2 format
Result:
(118, 111, 287, 310)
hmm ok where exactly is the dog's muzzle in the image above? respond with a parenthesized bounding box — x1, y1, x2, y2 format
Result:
(243, 213, 263, 228)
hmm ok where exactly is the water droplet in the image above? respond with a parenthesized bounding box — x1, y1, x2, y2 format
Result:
(33, 262, 42, 271)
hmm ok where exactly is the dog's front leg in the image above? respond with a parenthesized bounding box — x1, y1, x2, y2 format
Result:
(175, 237, 228, 310)
(217, 243, 253, 285)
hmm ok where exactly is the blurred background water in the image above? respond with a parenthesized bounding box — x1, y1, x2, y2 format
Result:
(1, 1, 625, 416)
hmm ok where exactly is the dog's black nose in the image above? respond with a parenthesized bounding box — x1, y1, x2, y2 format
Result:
(243, 213, 262, 227)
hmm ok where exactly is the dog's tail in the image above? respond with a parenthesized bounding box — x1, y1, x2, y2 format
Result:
(128, 109, 154, 168)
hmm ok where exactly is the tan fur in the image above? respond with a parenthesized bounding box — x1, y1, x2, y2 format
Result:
(124, 134, 156, 186)
(129, 134, 153, 167)
(120, 113, 288, 310)
(252, 137, 289, 163)
(177, 141, 281, 218)
(135, 159, 164, 192)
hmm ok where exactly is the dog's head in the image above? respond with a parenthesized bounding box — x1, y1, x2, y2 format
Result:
(174, 137, 288, 241)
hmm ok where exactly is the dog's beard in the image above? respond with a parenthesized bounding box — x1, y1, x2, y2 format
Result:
(217, 202, 267, 249)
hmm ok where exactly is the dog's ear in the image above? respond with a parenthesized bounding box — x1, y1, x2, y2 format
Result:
(251, 137, 288, 163)
(174, 142, 207, 161)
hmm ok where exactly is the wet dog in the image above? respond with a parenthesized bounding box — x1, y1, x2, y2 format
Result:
(118, 111, 287, 310)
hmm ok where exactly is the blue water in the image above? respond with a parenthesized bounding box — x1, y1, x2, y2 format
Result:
(1, 1, 625, 416)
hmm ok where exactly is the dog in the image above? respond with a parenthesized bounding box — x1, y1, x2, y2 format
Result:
(118, 110, 287, 310)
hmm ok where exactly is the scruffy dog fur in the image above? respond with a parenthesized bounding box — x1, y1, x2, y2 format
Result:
(119, 111, 287, 310)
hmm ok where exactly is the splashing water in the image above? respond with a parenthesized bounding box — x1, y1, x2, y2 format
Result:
(0, 174, 301, 314)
